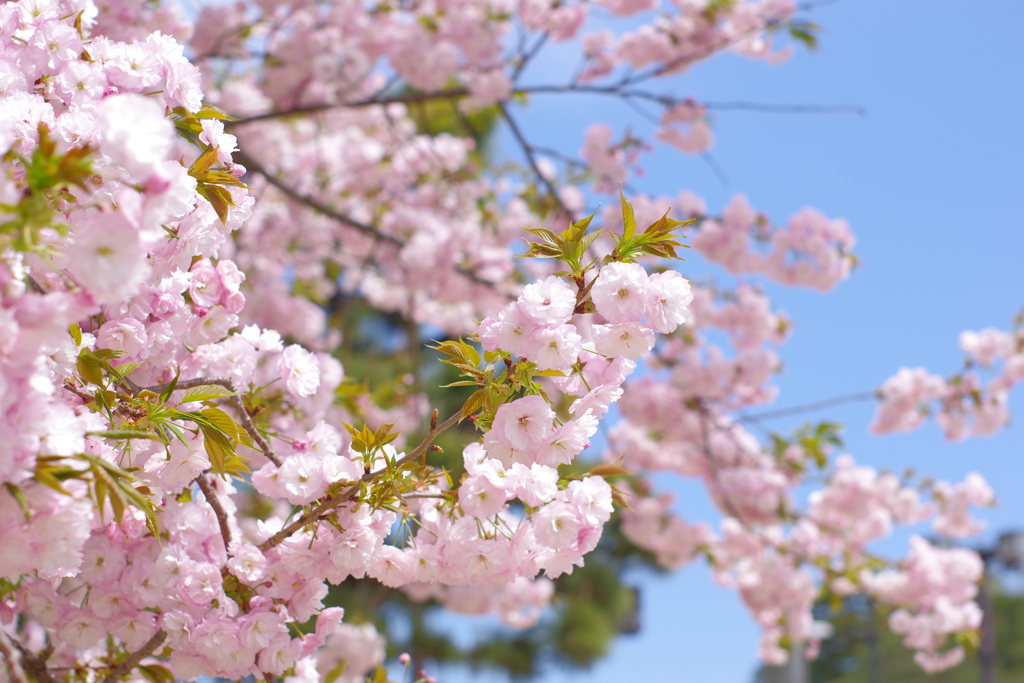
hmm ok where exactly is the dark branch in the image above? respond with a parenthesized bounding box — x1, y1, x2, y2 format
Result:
(196, 473, 233, 551)
(235, 151, 503, 293)
(737, 391, 879, 424)
(234, 151, 402, 246)
(99, 630, 167, 683)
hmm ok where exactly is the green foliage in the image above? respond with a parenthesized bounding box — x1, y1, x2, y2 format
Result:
(787, 21, 821, 52)
(770, 421, 843, 472)
(171, 104, 248, 225)
(608, 190, 690, 263)
(519, 194, 689, 309)
(0, 124, 95, 253)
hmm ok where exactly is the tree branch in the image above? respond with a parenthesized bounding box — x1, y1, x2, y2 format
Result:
(12, 642, 60, 683)
(497, 102, 574, 222)
(258, 409, 464, 553)
(226, 89, 471, 126)
(0, 631, 29, 683)
(736, 390, 878, 423)
(233, 151, 402, 246)
(196, 473, 233, 551)
(99, 630, 167, 683)
(235, 151, 506, 293)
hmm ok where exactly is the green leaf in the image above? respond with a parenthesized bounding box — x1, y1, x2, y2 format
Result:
(200, 407, 242, 440)
(137, 665, 176, 683)
(461, 389, 486, 421)
(201, 425, 235, 475)
(69, 323, 82, 346)
(197, 183, 235, 225)
(195, 104, 238, 121)
(619, 189, 636, 241)
(324, 661, 348, 683)
(34, 466, 75, 495)
(159, 368, 181, 403)
(189, 148, 219, 176)
(107, 361, 143, 382)
(76, 348, 106, 386)
(93, 465, 127, 524)
(788, 21, 819, 51)
(181, 384, 237, 403)
(87, 429, 165, 442)
(4, 483, 31, 523)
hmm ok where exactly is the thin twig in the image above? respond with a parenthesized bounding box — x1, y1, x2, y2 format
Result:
(497, 102, 573, 221)
(512, 33, 549, 82)
(99, 630, 167, 683)
(258, 409, 464, 553)
(24, 276, 45, 294)
(234, 151, 402, 246)
(196, 473, 233, 551)
(737, 391, 878, 423)
(702, 100, 865, 116)
(0, 631, 28, 683)
(228, 82, 864, 127)
(226, 89, 470, 126)
(236, 151, 502, 292)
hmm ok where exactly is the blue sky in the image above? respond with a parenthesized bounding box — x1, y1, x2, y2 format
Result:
(438, 0, 1024, 681)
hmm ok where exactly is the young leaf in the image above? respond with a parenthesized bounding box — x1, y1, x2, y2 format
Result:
(619, 189, 636, 241)
(4, 483, 31, 522)
(181, 384, 237, 403)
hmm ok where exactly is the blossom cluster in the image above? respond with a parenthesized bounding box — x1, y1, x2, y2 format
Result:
(873, 325, 1023, 440)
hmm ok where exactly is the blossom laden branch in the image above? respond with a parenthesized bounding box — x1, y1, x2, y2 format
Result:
(257, 409, 464, 553)
(99, 631, 168, 683)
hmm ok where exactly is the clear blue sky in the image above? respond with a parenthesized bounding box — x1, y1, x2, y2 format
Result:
(439, 0, 1024, 681)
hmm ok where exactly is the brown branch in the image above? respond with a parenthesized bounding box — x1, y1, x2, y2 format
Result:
(258, 409, 464, 553)
(12, 642, 60, 683)
(236, 151, 506, 293)
(226, 89, 471, 126)
(234, 151, 403, 246)
(229, 83, 863, 129)
(62, 379, 95, 404)
(196, 473, 233, 551)
(24, 275, 45, 294)
(99, 630, 167, 683)
(0, 631, 29, 683)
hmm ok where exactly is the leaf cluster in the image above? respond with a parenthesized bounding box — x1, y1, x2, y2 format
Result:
(0, 124, 95, 253)
(171, 105, 248, 224)
(608, 191, 690, 263)
(769, 420, 844, 472)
